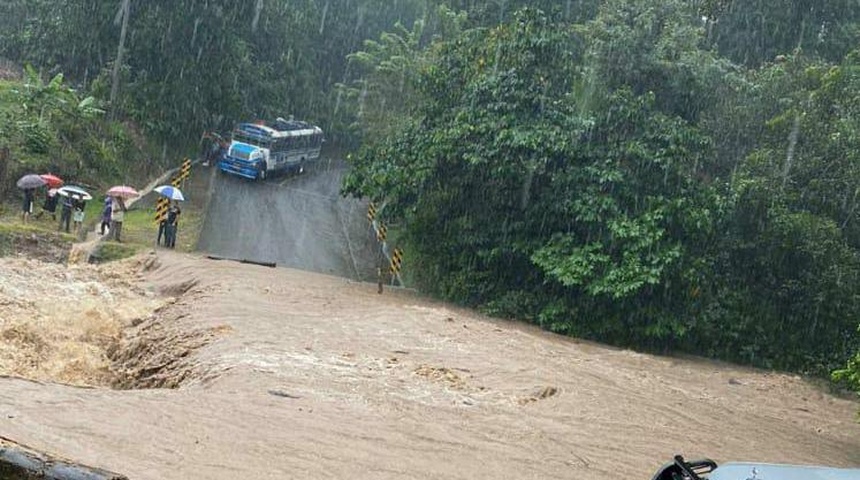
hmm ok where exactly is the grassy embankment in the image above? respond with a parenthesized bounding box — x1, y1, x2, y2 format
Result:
(0, 70, 207, 262)
(0, 185, 206, 262)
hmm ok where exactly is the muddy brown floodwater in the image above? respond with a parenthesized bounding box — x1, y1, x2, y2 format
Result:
(0, 250, 858, 479)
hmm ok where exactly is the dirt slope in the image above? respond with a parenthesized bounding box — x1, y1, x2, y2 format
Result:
(0, 251, 857, 479)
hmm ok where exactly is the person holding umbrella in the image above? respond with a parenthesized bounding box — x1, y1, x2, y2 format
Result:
(106, 185, 138, 242)
(35, 173, 63, 221)
(16, 174, 47, 223)
(154, 185, 184, 247)
(110, 196, 127, 242)
(164, 201, 182, 248)
(36, 189, 59, 221)
(100, 196, 113, 236)
(55, 186, 92, 234)
(58, 192, 74, 232)
(21, 188, 36, 223)
(72, 194, 87, 234)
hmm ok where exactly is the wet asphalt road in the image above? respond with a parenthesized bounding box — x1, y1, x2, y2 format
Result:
(196, 157, 380, 281)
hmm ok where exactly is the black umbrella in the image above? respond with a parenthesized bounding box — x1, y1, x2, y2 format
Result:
(16, 174, 47, 189)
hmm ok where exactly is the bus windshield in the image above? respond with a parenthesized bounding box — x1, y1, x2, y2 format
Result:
(233, 131, 271, 148)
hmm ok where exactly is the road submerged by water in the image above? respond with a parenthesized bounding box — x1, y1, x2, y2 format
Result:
(0, 157, 858, 479)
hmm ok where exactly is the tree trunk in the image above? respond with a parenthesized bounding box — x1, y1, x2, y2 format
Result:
(252, 0, 264, 32)
(109, 0, 131, 118)
(0, 146, 9, 201)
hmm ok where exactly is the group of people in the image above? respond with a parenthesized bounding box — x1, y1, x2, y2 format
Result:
(21, 184, 182, 247)
(56, 191, 88, 234)
(22, 187, 87, 234)
(22, 187, 128, 241)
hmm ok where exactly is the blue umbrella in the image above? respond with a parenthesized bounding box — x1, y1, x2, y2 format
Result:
(154, 185, 185, 201)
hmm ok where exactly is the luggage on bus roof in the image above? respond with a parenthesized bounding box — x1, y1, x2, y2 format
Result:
(273, 117, 312, 132)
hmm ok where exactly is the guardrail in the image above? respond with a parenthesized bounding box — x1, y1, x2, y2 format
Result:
(367, 201, 405, 291)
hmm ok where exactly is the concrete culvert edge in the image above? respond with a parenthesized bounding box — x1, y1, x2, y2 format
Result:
(0, 436, 129, 480)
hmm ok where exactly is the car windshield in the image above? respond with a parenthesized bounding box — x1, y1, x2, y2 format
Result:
(229, 143, 257, 161)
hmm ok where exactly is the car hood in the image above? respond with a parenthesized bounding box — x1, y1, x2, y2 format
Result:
(711, 462, 860, 480)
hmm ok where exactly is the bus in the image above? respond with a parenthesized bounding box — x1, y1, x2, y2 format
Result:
(218, 117, 324, 180)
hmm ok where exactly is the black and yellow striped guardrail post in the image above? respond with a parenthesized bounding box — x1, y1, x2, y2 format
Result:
(389, 248, 403, 276)
(154, 197, 169, 225)
(367, 202, 377, 223)
(366, 200, 405, 288)
(178, 158, 192, 183)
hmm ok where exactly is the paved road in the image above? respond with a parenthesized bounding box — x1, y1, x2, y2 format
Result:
(196, 157, 380, 281)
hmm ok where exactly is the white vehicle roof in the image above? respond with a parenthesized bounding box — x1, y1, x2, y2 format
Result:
(711, 463, 860, 480)
(271, 126, 322, 138)
(235, 120, 323, 139)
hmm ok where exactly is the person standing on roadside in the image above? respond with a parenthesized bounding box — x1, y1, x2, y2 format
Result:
(72, 194, 86, 234)
(164, 201, 181, 248)
(100, 196, 112, 236)
(110, 196, 127, 242)
(58, 193, 74, 233)
(21, 188, 35, 223)
(156, 212, 166, 246)
(36, 188, 59, 220)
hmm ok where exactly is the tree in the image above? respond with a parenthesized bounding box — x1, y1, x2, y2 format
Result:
(0, 0, 431, 154)
(345, 2, 860, 375)
(707, 0, 860, 67)
(336, 5, 467, 147)
(696, 53, 860, 373)
(437, 0, 600, 25)
(346, 4, 724, 348)
(1, 66, 143, 190)
(833, 342, 860, 399)
(109, 0, 131, 116)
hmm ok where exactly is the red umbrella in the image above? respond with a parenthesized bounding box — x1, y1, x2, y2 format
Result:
(107, 185, 140, 199)
(40, 173, 64, 188)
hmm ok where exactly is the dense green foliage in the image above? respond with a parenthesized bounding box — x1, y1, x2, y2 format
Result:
(0, 66, 150, 198)
(1, 1, 859, 397)
(0, 0, 432, 152)
(705, 0, 860, 67)
(343, 1, 860, 384)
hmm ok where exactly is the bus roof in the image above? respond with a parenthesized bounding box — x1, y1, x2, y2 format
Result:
(235, 122, 322, 139)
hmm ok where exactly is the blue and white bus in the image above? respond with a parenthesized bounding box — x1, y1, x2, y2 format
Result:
(219, 117, 324, 180)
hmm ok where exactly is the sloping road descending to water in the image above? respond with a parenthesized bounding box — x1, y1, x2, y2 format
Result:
(197, 158, 380, 281)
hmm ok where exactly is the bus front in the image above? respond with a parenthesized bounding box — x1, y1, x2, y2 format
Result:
(218, 124, 273, 180)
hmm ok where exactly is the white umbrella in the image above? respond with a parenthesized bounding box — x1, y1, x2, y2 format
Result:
(57, 185, 93, 201)
(154, 185, 185, 201)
